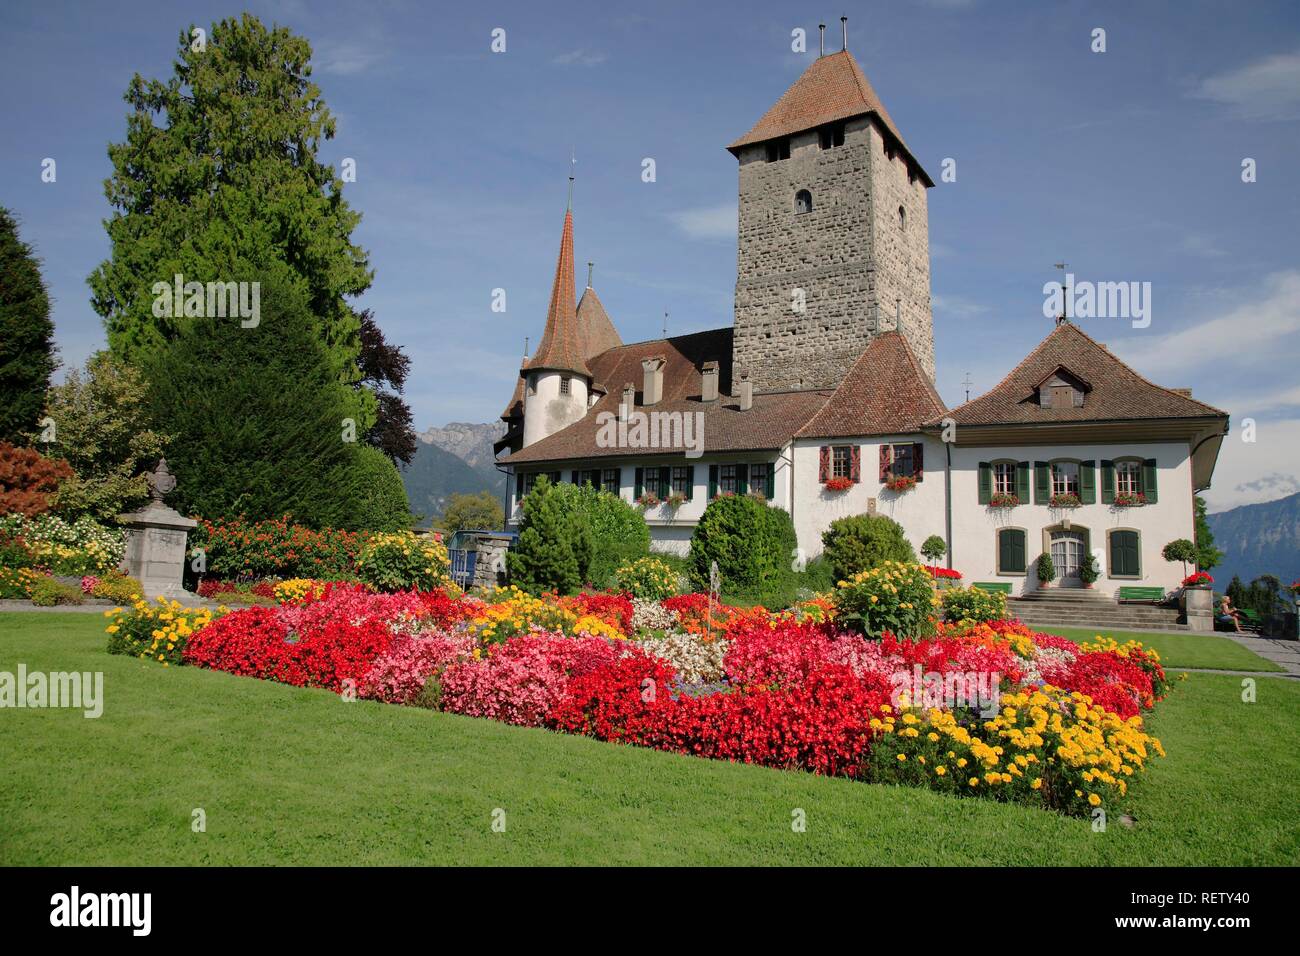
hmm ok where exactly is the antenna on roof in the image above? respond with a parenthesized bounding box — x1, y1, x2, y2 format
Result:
(663, 311, 669, 338)
(961, 371, 973, 403)
(587, 261, 594, 289)
(523, 335, 530, 358)
(567, 147, 576, 211)
(841, 16, 848, 51)
(819, 23, 826, 57)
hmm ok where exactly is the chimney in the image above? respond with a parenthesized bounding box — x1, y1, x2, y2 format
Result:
(621, 382, 636, 413)
(738, 373, 753, 412)
(641, 357, 665, 406)
(701, 361, 720, 402)
(818, 23, 825, 57)
(841, 16, 848, 51)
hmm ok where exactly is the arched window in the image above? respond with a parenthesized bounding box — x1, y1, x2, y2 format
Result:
(898, 205, 906, 231)
(795, 189, 813, 214)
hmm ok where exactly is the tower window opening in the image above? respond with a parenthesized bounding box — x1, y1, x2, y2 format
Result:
(795, 189, 813, 214)
(898, 205, 906, 231)
(818, 122, 846, 150)
(560, 375, 571, 395)
(765, 138, 791, 163)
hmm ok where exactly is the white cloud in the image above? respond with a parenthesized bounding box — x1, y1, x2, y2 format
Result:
(1179, 233, 1227, 258)
(933, 293, 989, 318)
(1108, 269, 1300, 380)
(1205, 417, 1300, 511)
(668, 202, 737, 240)
(1193, 47, 1300, 120)
(314, 36, 386, 76)
(552, 50, 607, 67)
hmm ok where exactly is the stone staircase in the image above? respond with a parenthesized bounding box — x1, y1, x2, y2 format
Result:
(1008, 588, 1184, 631)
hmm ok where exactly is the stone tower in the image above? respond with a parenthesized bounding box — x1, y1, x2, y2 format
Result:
(728, 46, 935, 392)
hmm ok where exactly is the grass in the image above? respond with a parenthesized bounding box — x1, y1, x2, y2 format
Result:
(1040, 625, 1285, 673)
(1, 611, 1297, 866)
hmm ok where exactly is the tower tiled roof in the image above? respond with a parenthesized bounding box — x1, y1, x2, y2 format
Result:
(728, 50, 928, 181)
(929, 321, 1228, 427)
(796, 332, 947, 438)
(523, 209, 590, 377)
(577, 286, 623, 359)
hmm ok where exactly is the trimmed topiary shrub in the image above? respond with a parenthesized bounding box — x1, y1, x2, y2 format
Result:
(688, 494, 797, 595)
(821, 514, 916, 583)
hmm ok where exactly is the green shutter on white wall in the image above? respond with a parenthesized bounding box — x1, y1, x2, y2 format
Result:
(1016, 461, 1031, 502)
(1142, 459, 1159, 503)
(686, 465, 695, 500)
(737, 463, 749, 495)
(1034, 462, 1050, 503)
(708, 465, 718, 499)
(978, 462, 991, 504)
(634, 467, 643, 500)
(1101, 460, 1115, 504)
(765, 465, 775, 500)
(1079, 461, 1096, 504)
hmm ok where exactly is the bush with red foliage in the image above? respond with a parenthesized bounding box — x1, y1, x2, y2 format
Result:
(1035, 649, 1155, 718)
(415, 587, 484, 629)
(722, 620, 837, 687)
(0, 442, 72, 517)
(562, 591, 634, 633)
(881, 632, 1024, 686)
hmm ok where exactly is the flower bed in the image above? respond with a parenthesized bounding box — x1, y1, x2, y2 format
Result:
(108, 563, 1172, 819)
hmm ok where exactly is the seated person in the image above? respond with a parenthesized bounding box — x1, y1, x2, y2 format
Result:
(1217, 594, 1243, 633)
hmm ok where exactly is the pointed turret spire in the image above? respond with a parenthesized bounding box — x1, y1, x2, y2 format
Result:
(524, 203, 590, 377)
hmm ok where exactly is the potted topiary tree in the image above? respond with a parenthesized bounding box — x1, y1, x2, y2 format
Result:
(1037, 552, 1057, 590)
(1162, 538, 1197, 580)
(1079, 551, 1099, 589)
(920, 534, 946, 565)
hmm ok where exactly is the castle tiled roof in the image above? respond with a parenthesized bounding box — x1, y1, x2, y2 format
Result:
(931, 321, 1228, 428)
(797, 332, 946, 438)
(577, 286, 623, 359)
(504, 328, 835, 464)
(523, 208, 589, 377)
(728, 50, 930, 183)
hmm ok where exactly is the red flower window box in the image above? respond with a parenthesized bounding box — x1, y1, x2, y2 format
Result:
(885, 474, 917, 493)
(989, 492, 1019, 509)
(1048, 493, 1082, 509)
(824, 476, 854, 492)
(1114, 491, 1147, 508)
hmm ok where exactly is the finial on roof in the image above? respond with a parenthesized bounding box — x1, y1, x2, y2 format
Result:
(841, 16, 848, 51)
(587, 261, 594, 289)
(819, 23, 825, 57)
(568, 147, 576, 211)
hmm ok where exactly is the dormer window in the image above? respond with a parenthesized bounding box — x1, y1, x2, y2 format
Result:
(795, 189, 813, 214)
(765, 138, 791, 163)
(1035, 367, 1089, 408)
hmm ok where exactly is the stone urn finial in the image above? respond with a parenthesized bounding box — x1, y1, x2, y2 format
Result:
(146, 457, 177, 503)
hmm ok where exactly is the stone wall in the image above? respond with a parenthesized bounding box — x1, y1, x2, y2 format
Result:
(732, 115, 935, 392)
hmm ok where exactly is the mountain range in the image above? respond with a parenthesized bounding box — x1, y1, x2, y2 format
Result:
(399, 422, 506, 524)
(1206, 491, 1300, 588)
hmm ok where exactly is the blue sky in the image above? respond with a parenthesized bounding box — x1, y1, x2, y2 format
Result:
(2, 0, 1298, 511)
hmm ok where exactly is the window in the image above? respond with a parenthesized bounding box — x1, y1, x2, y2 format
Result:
(1109, 529, 1141, 577)
(671, 466, 691, 497)
(559, 376, 571, 395)
(720, 464, 739, 494)
(832, 447, 852, 479)
(1051, 461, 1080, 497)
(997, 528, 1027, 574)
(765, 138, 790, 162)
(749, 463, 769, 498)
(898, 205, 906, 231)
(795, 189, 813, 214)
(993, 462, 1016, 496)
(890, 443, 915, 478)
(527, 376, 537, 396)
(1116, 460, 1141, 495)
(602, 468, 620, 495)
(522, 472, 538, 496)
(818, 122, 845, 149)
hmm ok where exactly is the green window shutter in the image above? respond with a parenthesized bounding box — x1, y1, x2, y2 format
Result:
(659, 466, 670, 498)
(1034, 462, 1050, 504)
(634, 467, 644, 500)
(686, 465, 695, 500)
(999, 529, 1026, 573)
(765, 465, 775, 500)
(978, 462, 991, 504)
(737, 463, 749, 495)
(1142, 458, 1158, 503)
(571, 470, 580, 485)
(708, 464, 718, 499)
(1111, 530, 1140, 576)
(1079, 460, 1096, 504)
(1016, 461, 1031, 502)
(515, 472, 524, 499)
(1101, 460, 1115, 504)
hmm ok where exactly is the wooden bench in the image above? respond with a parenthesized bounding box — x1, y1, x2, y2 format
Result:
(1118, 586, 1166, 603)
(972, 582, 1013, 594)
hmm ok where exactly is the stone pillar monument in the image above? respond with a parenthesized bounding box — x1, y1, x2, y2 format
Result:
(118, 459, 198, 602)
(1180, 585, 1214, 631)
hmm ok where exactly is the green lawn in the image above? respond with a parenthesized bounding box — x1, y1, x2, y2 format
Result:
(2, 612, 1297, 866)
(1041, 626, 1285, 673)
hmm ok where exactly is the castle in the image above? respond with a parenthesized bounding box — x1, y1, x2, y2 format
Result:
(496, 40, 1228, 603)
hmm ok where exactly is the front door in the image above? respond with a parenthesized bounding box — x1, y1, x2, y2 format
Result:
(1050, 531, 1085, 586)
